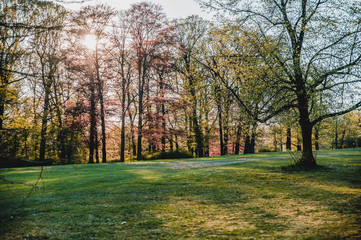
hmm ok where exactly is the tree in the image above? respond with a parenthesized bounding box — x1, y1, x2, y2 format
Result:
(0, 0, 35, 138)
(126, 2, 172, 160)
(29, 3, 67, 162)
(175, 15, 209, 157)
(69, 4, 114, 163)
(108, 10, 134, 162)
(200, 0, 361, 168)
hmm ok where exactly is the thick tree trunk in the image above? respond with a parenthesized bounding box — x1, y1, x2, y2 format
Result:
(299, 121, 317, 167)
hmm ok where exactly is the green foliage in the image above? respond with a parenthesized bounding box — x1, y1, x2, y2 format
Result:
(258, 148, 276, 153)
(0, 155, 53, 168)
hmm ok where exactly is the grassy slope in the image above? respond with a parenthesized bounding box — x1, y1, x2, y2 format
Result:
(0, 148, 360, 239)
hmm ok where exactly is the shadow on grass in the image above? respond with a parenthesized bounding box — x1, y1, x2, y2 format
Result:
(1, 148, 360, 239)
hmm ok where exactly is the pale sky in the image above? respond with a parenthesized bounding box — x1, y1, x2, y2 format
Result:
(58, 0, 214, 20)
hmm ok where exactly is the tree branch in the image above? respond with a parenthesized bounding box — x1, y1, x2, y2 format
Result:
(311, 101, 361, 126)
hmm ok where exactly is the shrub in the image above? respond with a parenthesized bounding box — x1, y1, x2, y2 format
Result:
(258, 148, 275, 153)
(144, 149, 193, 160)
(0, 155, 53, 168)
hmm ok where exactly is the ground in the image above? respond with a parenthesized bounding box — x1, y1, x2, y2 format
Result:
(1, 148, 360, 239)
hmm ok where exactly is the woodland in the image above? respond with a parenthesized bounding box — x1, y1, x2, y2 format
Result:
(1, 0, 361, 169)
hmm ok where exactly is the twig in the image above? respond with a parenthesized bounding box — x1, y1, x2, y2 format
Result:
(0, 165, 45, 206)
(0, 175, 42, 189)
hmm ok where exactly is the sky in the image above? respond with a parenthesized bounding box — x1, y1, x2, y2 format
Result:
(58, 0, 214, 20)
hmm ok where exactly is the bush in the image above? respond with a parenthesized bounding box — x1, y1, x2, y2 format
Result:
(144, 149, 193, 160)
(258, 148, 275, 153)
(0, 155, 53, 168)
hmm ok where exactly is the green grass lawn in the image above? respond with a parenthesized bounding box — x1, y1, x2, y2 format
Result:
(1, 149, 360, 239)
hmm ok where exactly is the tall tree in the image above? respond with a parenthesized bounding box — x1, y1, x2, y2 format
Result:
(29, 3, 66, 162)
(0, 1, 35, 139)
(70, 4, 114, 163)
(175, 15, 209, 157)
(109, 11, 134, 162)
(201, 0, 361, 168)
(126, 2, 172, 160)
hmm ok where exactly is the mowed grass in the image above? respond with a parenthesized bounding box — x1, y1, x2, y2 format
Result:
(1, 149, 360, 239)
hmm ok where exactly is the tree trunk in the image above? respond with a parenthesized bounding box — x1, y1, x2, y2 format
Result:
(127, 100, 137, 157)
(185, 55, 203, 157)
(244, 134, 251, 154)
(95, 129, 100, 163)
(273, 128, 278, 152)
(299, 121, 317, 167)
(218, 105, 224, 155)
(286, 127, 291, 150)
(39, 83, 51, 162)
(314, 124, 320, 150)
(0, 99, 4, 133)
(204, 126, 210, 157)
(99, 98, 106, 163)
(334, 120, 338, 149)
(160, 78, 166, 153)
(297, 132, 302, 151)
(120, 112, 126, 162)
(223, 97, 231, 155)
(88, 76, 96, 164)
(250, 132, 255, 154)
(169, 134, 174, 152)
(137, 84, 144, 160)
(296, 85, 317, 167)
(235, 123, 242, 155)
(95, 50, 106, 163)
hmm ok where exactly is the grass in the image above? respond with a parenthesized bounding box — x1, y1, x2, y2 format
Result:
(1, 148, 360, 239)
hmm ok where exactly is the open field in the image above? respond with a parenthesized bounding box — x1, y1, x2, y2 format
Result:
(1, 149, 360, 239)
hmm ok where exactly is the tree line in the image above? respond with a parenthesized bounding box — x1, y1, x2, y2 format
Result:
(1, 0, 360, 168)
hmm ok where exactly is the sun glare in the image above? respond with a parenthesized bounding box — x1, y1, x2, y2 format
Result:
(82, 34, 97, 50)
